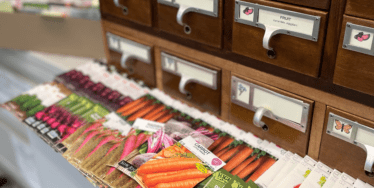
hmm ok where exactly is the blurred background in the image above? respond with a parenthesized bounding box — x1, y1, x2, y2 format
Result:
(0, 0, 105, 187)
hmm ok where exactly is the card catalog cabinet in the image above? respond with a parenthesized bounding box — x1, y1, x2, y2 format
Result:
(156, 0, 223, 48)
(232, 0, 327, 77)
(272, 0, 331, 10)
(229, 75, 314, 155)
(99, 0, 152, 27)
(319, 107, 374, 185)
(160, 51, 222, 115)
(105, 32, 156, 87)
(334, 15, 374, 96)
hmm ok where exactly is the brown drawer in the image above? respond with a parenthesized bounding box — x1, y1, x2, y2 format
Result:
(105, 32, 156, 87)
(100, 0, 152, 27)
(319, 107, 374, 184)
(274, 0, 331, 10)
(232, 0, 328, 78)
(346, 0, 374, 21)
(160, 51, 221, 115)
(157, 0, 223, 48)
(334, 15, 374, 96)
(229, 75, 314, 155)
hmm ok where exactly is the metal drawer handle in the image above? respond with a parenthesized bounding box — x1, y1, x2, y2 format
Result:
(263, 26, 286, 59)
(178, 75, 197, 100)
(120, 53, 136, 74)
(357, 143, 374, 176)
(177, 5, 195, 34)
(253, 107, 272, 131)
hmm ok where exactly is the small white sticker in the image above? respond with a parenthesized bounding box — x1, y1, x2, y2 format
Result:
(179, 136, 225, 172)
(47, 130, 59, 140)
(236, 82, 250, 104)
(108, 36, 119, 50)
(332, 119, 353, 139)
(132, 118, 165, 132)
(349, 29, 374, 50)
(164, 57, 176, 71)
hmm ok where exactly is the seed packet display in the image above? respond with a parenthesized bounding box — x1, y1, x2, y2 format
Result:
(276, 155, 317, 188)
(299, 162, 333, 188)
(129, 136, 225, 188)
(267, 154, 303, 188)
(197, 169, 234, 188)
(354, 179, 367, 188)
(366, 183, 374, 188)
(332, 172, 355, 188)
(323, 169, 341, 188)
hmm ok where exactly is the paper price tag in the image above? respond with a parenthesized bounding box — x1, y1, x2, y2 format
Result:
(132, 118, 165, 133)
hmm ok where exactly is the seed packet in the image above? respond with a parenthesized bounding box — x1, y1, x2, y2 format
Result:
(323, 169, 341, 188)
(332, 172, 355, 188)
(197, 169, 234, 188)
(223, 175, 247, 188)
(129, 136, 225, 188)
(276, 155, 317, 188)
(299, 162, 333, 188)
(354, 179, 367, 188)
(366, 183, 374, 188)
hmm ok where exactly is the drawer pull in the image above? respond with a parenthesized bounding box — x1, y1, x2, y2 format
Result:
(113, 0, 120, 7)
(177, 5, 194, 33)
(106, 32, 152, 71)
(253, 107, 272, 131)
(235, 1, 321, 58)
(178, 75, 196, 99)
(327, 113, 374, 175)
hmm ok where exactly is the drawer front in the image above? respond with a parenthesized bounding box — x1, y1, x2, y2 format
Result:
(334, 16, 374, 96)
(100, 0, 152, 27)
(105, 32, 156, 87)
(272, 0, 330, 10)
(346, 0, 374, 21)
(232, 0, 327, 77)
(157, 0, 223, 48)
(319, 107, 374, 185)
(229, 75, 314, 155)
(161, 52, 222, 115)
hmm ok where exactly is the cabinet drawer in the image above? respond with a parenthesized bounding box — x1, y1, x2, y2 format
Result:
(105, 32, 156, 87)
(229, 75, 314, 155)
(272, 0, 330, 10)
(346, 0, 374, 21)
(334, 16, 374, 96)
(319, 107, 374, 185)
(100, 0, 152, 27)
(232, 0, 327, 77)
(160, 51, 221, 115)
(157, 0, 223, 48)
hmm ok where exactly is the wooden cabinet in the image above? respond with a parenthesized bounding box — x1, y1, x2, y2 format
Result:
(157, 0, 223, 48)
(334, 15, 374, 96)
(319, 107, 374, 185)
(100, 0, 152, 27)
(346, 0, 374, 21)
(232, 0, 328, 77)
(272, 0, 331, 10)
(229, 75, 314, 155)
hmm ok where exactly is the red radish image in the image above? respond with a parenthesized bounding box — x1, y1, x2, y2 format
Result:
(243, 7, 253, 15)
(355, 32, 370, 42)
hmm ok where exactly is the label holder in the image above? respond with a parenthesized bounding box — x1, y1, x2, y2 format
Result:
(157, 0, 219, 33)
(161, 52, 218, 98)
(106, 32, 152, 70)
(234, 1, 321, 56)
(231, 76, 310, 133)
(326, 112, 374, 174)
(342, 22, 374, 56)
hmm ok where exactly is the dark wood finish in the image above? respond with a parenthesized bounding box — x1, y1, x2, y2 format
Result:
(157, 1, 223, 48)
(346, 0, 374, 21)
(319, 107, 374, 185)
(319, 0, 347, 81)
(102, 20, 374, 123)
(232, 0, 328, 78)
(307, 102, 327, 160)
(108, 50, 156, 87)
(229, 74, 314, 156)
(223, 0, 235, 51)
(274, 0, 331, 10)
(334, 15, 374, 96)
(160, 50, 222, 115)
(99, 0, 152, 27)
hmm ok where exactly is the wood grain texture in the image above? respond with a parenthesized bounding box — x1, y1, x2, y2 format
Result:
(232, 0, 328, 78)
(319, 107, 374, 185)
(334, 15, 374, 96)
(346, 0, 374, 21)
(319, 0, 347, 81)
(102, 20, 374, 123)
(154, 46, 164, 90)
(229, 74, 314, 156)
(273, 0, 331, 10)
(99, 0, 152, 27)
(220, 69, 231, 121)
(307, 102, 326, 160)
(160, 49, 222, 115)
(156, 0, 223, 48)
